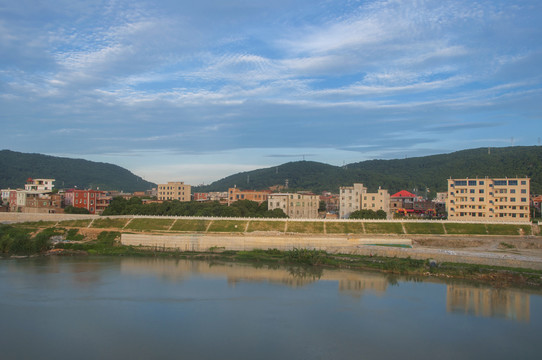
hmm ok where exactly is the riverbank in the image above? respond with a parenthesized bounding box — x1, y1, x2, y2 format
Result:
(42, 234, 541, 290)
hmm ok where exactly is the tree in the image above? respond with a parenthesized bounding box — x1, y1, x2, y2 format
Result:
(349, 209, 386, 220)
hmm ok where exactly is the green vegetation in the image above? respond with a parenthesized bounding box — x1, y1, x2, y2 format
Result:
(193, 146, 542, 194)
(364, 222, 404, 234)
(90, 217, 129, 229)
(170, 219, 210, 232)
(65, 228, 84, 241)
(11, 220, 56, 228)
(57, 219, 92, 227)
(102, 197, 287, 218)
(325, 222, 365, 234)
(63, 206, 90, 214)
(247, 221, 286, 232)
(349, 209, 387, 219)
(207, 220, 248, 232)
(0, 225, 60, 255)
(404, 222, 445, 234)
(445, 223, 487, 235)
(124, 218, 174, 231)
(0, 149, 155, 192)
(287, 221, 325, 233)
(486, 224, 532, 236)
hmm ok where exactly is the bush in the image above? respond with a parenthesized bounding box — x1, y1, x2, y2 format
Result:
(64, 206, 90, 214)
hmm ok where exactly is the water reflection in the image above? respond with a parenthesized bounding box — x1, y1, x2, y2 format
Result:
(2, 257, 534, 323)
(119, 257, 534, 322)
(446, 285, 530, 322)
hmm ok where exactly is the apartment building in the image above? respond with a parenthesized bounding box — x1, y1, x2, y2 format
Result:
(157, 181, 191, 201)
(446, 177, 530, 222)
(64, 189, 110, 214)
(24, 178, 55, 191)
(339, 183, 390, 219)
(227, 187, 271, 205)
(268, 193, 319, 219)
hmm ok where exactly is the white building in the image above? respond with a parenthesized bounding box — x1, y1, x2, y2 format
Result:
(339, 183, 390, 219)
(25, 178, 55, 191)
(268, 193, 319, 219)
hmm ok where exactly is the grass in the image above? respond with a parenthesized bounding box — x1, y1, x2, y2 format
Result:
(207, 220, 248, 232)
(445, 223, 487, 235)
(170, 219, 210, 232)
(247, 221, 286, 232)
(57, 219, 92, 227)
(486, 224, 532, 236)
(12, 220, 57, 228)
(403, 222, 445, 234)
(364, 222, 404, 234)
(286, 221, 325, 233)
(124, 218, 175, 231)
(90, 217, 129, 229)
(325, 222, 365, 234)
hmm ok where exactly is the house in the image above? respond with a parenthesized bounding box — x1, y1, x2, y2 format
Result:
(339, 183, 390, 219)
(157, 181, 191, 201)
(268, 193, 319, 219)
(227, 187, 271, 205)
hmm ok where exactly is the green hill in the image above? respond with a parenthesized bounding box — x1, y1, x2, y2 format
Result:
(0, 150, 156, 192)
(195, 146, 542, 195)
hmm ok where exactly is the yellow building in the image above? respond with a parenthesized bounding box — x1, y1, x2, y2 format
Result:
(157, 181, 191, 201)
(268, 193, 319, 219)
(339, 183, 390, 219)
(446, 177, 530, 222)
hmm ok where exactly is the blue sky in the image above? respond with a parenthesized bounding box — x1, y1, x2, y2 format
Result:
(1, 0, 541, 185)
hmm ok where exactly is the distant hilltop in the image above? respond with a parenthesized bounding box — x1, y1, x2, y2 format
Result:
(195, 146, 542, 195)
(0, 150, 156, 192)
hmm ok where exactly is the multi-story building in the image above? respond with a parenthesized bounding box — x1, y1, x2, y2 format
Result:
(390, 190, 417, 211)
(24, 192, 63, 213)
(227, 187, 271, 205)
(268, 193, 319, 219)
(157, 182, 191, 201)
(64, 189, 110, 214)
(339, 183, 390, 219)
(446, 177, 530, 222)
(24, 178, 55, 191)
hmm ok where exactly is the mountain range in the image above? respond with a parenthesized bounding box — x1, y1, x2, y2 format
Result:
(0, 150, 155, 192)
(195, 146, 542, 195)
(1, 146, 540, 196)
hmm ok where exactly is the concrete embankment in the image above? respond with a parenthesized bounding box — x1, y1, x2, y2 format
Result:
(120, 233, 412, 253)
(121, 233, 542, 270)
(0, 212, 98, 223)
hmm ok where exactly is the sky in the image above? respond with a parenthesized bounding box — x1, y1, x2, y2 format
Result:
(1, 0, 541, 185)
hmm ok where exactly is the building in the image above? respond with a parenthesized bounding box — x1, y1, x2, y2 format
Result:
(24, 178, 55, 191)
(193, 192, 228, 203)
(446, 177, 530, 222)
(319, 193, 340, 213)
(157, 182, 191, 201)
(390, 190, 417, 212)
(24, 192, 63, 213)
(228, 187, 271, 205)
(64, 189, 110, 214)
(268, 193, 319, 219)
(339, 183, 390, 219)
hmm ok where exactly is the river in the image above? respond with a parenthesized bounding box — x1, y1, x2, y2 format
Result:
(1, 256, 541, 359)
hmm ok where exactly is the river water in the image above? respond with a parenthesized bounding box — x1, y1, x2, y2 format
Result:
(1, 257, 541, 360)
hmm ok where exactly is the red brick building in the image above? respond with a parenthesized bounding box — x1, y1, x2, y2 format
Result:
(64, 189, 110, 214)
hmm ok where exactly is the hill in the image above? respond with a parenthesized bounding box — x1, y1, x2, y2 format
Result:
(0, 150, 156, 192)
(195, 146, 542, 195)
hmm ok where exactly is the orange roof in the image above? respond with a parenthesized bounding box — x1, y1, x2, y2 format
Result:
(391, 190, 417, 198)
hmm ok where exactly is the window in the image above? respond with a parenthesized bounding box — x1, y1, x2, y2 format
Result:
(479, 181, 484, 185)
(510, 198, 516, 202)
(479, 197, 484, 201)
(455, 180, 467, 186)
(470, 189, 475, 193)
(468, 180, 477, 186)
(479, 189, 484, 193)
(521, 189, 527, 194)
(521, 180, 527, 185)
(494, 180, 507, 186)
(510, 189, 516, 194)
(521, 198, 527, 202)
(508, 180, 518, 186)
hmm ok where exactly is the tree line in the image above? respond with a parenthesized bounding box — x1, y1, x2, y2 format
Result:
(102, 197, 288, 218)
